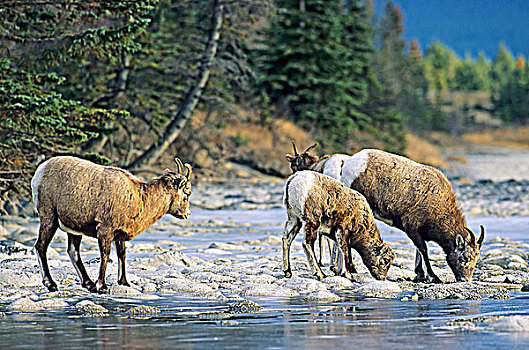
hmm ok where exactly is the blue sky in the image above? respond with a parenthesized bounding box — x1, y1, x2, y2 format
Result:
(377, 0, 529, 58)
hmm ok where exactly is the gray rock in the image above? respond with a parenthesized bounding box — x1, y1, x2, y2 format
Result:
(354, 281, 402, 298)
(75, 300, 108, 315)
(228, 300, 262, 313)
(242, 283, 299, 297)
(126, 305, 161, 315)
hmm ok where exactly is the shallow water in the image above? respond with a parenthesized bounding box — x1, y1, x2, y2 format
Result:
(2, 209, 529, 349)
(2, 294, 529, 349)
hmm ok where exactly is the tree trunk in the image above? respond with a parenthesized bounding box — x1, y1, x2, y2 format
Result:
(128, 0, 223, 170)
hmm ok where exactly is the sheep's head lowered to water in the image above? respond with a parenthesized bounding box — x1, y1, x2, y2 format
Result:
(446, 225, 485, 282)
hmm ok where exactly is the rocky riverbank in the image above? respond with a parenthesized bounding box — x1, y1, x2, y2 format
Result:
(1, 148, 528, 322)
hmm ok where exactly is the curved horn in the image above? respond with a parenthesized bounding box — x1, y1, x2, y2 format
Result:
(184, 163, 192, 180)
(477, 225, 485, 246)
(465, 227, 476, 246)
(174, 158, 184, 174)
(291, 140, 299, 155)
(304, 143, 317, 153)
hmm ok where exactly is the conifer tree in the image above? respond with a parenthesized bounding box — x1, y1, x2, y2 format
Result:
(0, 1, 155, 199)
(258, 0, 371, 145)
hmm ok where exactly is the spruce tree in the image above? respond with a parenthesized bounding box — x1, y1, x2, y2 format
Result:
(258, 0, 370, 145)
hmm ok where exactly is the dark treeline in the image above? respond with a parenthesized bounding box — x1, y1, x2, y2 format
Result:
(1, 0, 527, 201)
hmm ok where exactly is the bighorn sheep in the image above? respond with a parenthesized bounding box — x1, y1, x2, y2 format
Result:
(282, 171, 395, 281)
(31, 156, 192, 293)
(286, 144, 485, 283)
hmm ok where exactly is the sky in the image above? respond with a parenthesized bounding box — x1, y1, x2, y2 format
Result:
(378, 0, 529, 59)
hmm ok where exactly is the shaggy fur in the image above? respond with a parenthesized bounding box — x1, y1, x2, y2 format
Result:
(287, 146, 485, 283)
(282, 171, 395, 281)
(32, 156, 192, 293)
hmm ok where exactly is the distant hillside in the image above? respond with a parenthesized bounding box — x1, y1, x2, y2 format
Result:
(377, 0, 529, 58)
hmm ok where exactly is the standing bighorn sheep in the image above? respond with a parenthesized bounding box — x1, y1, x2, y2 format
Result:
(286, 143, 485, 283)
(31, 156, 192, 293)
(282, 171, 395, 281)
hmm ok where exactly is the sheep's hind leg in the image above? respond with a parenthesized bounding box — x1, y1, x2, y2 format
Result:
(302, 223, 326, 280)
(115, 240, 130, 286)
(35, 210, 59, 292)
(95, 234, 112, 293)
(336, 229, 354, 280)
(67, 233, 96, 292)
(282, 214, 302, 278)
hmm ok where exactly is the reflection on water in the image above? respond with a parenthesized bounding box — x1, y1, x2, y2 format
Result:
(2, 295, 529, 349)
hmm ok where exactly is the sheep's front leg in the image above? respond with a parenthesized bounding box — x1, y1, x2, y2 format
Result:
(67, 233, 96, 292)
(115, 240, 130, 286)
(411, 238, 442, 283)
(282, 214, 302, 278)
(95, 233, 112, 293)
(302, 223, 326, 280)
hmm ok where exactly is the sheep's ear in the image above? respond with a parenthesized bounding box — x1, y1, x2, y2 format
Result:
(455, 234, 465, 251)
(286, 154, 295, 162)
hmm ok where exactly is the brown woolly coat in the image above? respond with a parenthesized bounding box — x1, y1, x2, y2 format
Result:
(34, 157, 190, 241)
(350, 151, 466, 254)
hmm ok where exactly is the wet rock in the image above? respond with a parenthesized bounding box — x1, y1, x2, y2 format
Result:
(110, 285, 142, 296)
(323, 276, 358, 289)
(75, 300, 108, 315)
(8, 297, 40, 312)
(304, 290, 341, 301)
(228, 300, 262, 313)
(209, 242, 250, 252)
(242, 283, 299, 297)
(244, 274, 277, 284)
(138, 251, 192, 269)
(126, 305, 161, 316)
(35, 298, 69, 310)
(0, 240, 33, 256)
(202, 248, 232, 255)
(128, 243, 168, 253)
(282, 276, 326, 292)
(354, 281, 402, 298)
(142, 282, 158, 293)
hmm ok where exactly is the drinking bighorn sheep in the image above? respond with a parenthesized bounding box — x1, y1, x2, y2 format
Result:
(283, 171, 395, 281)
(286, 143, 485, 283)
(31, 156, 192, 293)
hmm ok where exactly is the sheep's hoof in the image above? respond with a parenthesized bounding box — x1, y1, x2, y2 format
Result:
(118, 280, 130, 287)
(412, 274, 428, 283)
(83, 280, 97, 292)
(429, 275, 443, 284)
(315, 273, 326, 281)
(284, 270, 292, 278)
(46, 284, 58, 292)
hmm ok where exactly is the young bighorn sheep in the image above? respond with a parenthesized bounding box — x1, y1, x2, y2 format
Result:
(287, 142, 350, 268)
(31, 156, 192, 293)
(286, 144, 485, 283)
(282, 171, 395, 281)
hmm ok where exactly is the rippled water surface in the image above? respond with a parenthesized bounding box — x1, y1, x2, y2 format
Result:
(2, 209, 529, 349)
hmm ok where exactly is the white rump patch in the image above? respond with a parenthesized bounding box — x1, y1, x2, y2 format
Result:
(341, 149, 371, 187)
(58, 219, 84, 236)
(31, 159, 52, 210)
(284, 171, 315, 217)
(322, 154, 350, 180)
